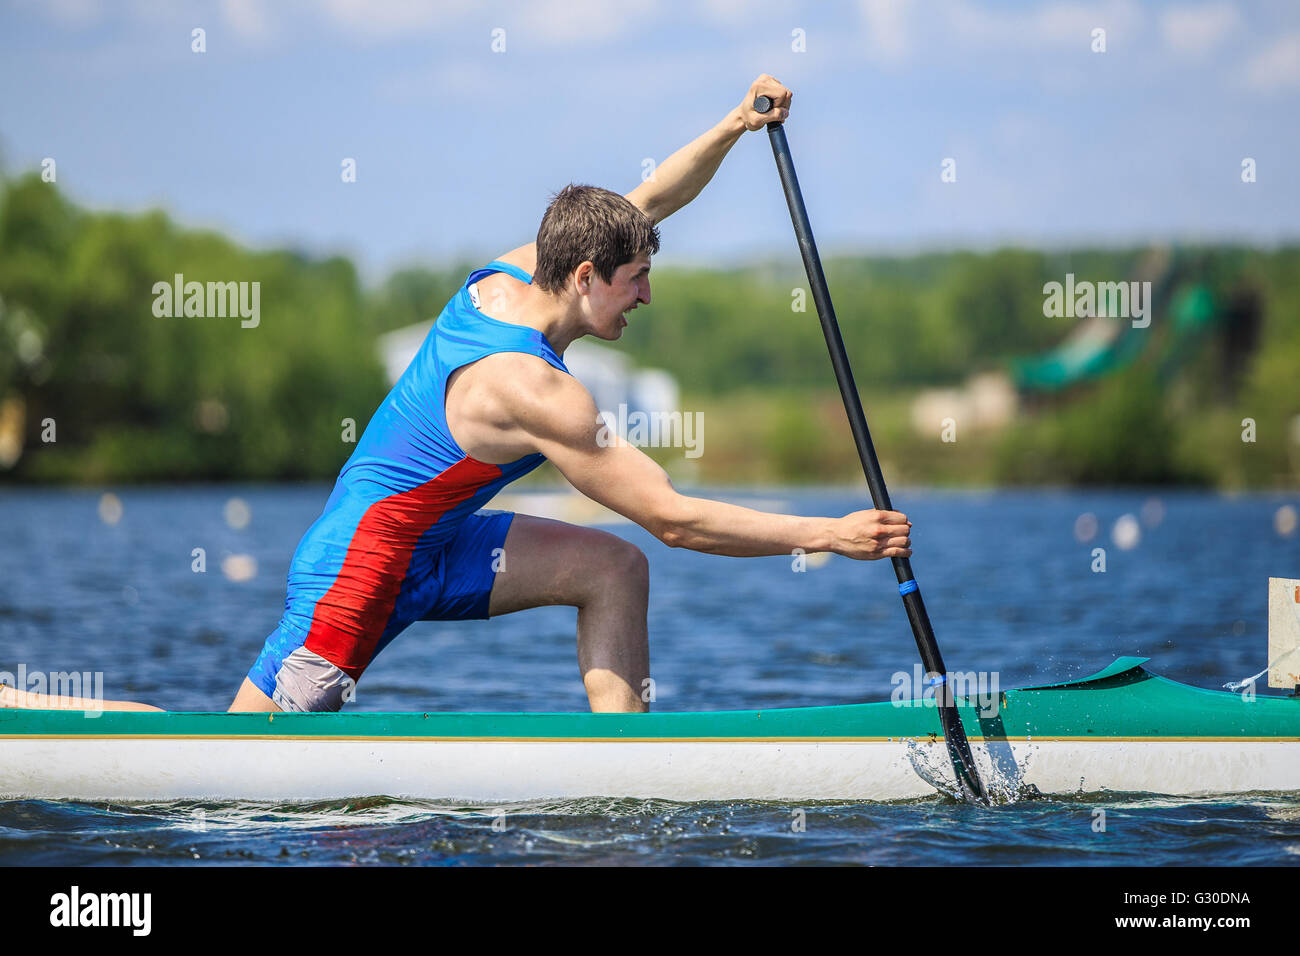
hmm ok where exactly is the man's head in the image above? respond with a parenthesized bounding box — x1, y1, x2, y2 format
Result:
(534, 184, 659, 340)
(534, 184, 660, 295)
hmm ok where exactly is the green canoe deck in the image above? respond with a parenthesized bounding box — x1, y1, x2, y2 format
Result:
(1, 658, 1296, 741)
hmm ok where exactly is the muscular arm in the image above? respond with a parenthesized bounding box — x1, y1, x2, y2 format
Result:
(482, 357, 910, 560)
(622, 109, 747, 225)
(489, 76, 793, 273)
(624, 74, 791, 224)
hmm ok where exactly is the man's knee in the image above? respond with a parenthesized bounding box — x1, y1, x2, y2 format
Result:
(489, 516, 647, 614)
(593, 534, 649, 594)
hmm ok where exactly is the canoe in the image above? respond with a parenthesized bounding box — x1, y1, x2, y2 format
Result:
(1, 657, 1297, 803)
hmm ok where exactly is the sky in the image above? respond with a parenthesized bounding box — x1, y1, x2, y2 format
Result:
(2, 0, 1298, 283)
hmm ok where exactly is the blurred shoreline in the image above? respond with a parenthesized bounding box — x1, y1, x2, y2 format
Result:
(2, 176, 1297, 491)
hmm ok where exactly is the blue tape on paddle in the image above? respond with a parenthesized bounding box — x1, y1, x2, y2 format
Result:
(898, 579, 918, 596)
(927, 673, 947, 687)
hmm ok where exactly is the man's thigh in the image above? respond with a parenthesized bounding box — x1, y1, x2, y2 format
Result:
(415, 509, 513, 622)
(485, 513, 644, 617)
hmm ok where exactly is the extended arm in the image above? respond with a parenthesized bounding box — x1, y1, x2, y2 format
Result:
(492, 75, 792, 272)
(504, 361, 910, 560)
(624, 74, 792, 224)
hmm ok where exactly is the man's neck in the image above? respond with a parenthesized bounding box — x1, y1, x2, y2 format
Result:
(511, 284, 587, 355)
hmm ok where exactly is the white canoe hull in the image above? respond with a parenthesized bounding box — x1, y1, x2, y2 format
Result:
(5, 658, 1298, 803)
(4, 737, 1300, 803)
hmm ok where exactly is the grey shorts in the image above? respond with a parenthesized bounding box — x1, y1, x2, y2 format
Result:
(270, 646, 357, 713)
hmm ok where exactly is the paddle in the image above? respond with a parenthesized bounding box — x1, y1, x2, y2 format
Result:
(752, 94, 989, 804)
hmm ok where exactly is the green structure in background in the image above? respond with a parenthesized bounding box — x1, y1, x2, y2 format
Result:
(1009, 248, 1258, 395)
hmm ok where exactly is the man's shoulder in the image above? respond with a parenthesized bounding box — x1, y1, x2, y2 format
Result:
(493, 243, 537, 277)
(467, 348, 557, 377)
(467, 350, 575, 399)
(460, 352, 593, 437)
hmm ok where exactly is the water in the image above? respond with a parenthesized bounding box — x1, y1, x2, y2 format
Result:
(2, 485, 1298, 866)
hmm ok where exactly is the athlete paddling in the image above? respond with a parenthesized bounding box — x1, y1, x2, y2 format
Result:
(0, 74, 913, 717)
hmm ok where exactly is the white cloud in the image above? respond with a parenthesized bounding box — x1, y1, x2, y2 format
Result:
(1161, 2, 1238, 55)
(937, 0, 1142, 52)
(697, 0, 760, 28)
(221, 0, 273, 42)
(19, 0, 102, 27)
(310, 0, 642, 47)
(317, 0, 476, 38)
(992, 111, 1042, 149)
(858, 0, 910, 66)
(1032, 3, 1109, 44)
(1242, 32, 1300, 91)
(379, 57, 504, 103)
(515, 0, 636, 47)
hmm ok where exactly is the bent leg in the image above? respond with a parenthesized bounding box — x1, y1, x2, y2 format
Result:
(487, 514, 650, 713)
(228, 676, 282, 713)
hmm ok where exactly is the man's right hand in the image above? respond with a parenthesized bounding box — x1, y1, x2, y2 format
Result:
(830, 510, 912, 560)
(739, 73, 792, 130)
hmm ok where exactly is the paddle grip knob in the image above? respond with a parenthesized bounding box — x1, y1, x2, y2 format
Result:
(753, 94, 773, 113)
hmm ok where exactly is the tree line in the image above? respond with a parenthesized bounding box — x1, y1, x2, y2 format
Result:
(2, 174, 1296, 487)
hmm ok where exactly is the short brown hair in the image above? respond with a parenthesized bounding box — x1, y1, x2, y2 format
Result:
(533, 184, 661, 294)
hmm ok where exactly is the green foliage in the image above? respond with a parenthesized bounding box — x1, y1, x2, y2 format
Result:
(994, 368, 1199, 485)
(0, 174, 387, 481)
(365, 265, 473, 335)
(1, 176, 1296, 487)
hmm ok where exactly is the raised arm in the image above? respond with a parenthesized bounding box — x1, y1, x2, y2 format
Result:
(501, 358, 910, 560)
(624, 74, 793, 224)
(490, 75, 792, 274)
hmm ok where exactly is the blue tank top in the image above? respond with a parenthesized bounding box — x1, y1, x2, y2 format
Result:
(325, 259, 570, 551)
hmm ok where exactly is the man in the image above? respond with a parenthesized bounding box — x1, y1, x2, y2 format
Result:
(0, 74, 912, 717)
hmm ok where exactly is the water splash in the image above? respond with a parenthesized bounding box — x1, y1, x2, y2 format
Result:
(902, 738, 1044, 806)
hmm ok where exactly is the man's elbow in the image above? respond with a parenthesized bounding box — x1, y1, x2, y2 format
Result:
(656, 522, 689, 549)
(646, 504, 697, 550)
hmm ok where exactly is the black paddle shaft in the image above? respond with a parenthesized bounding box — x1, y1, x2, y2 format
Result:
(752, 94, 988, 803)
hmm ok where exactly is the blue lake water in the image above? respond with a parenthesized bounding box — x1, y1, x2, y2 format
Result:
(1, 484, 1298, 866)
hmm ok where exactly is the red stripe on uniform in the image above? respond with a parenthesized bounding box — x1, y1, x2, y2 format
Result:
(303, 457, 503, 678)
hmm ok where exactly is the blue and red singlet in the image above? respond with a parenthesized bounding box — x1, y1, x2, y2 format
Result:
(248, 260, 568, 711)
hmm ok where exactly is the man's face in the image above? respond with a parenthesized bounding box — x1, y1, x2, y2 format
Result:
(583, 254, 651, 340)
